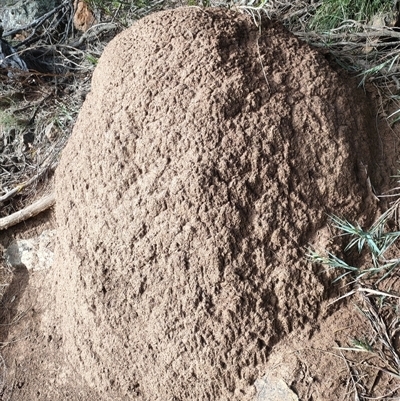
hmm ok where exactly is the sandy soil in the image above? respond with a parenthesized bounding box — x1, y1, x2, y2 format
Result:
(1, 7, 399, 401)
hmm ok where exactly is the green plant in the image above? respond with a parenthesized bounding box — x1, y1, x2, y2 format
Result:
(309, 0, 392, 31)
(307, 210, 400, 285)
(308, 200, 400, 399)
(86, 53, 99, 66)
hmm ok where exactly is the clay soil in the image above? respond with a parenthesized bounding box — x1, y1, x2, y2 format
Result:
(1, 7, 400, 401)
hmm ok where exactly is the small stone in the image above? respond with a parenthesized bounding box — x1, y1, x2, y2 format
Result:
(254, 374, 298, 401)
(5, 229, 56, 271)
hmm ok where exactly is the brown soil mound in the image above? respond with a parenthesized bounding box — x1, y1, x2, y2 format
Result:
(53, 7, 377, 400)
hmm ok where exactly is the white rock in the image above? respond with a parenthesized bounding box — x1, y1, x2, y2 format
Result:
(1, 0, 59, 32)
(255, 374, 298, 401)
(5, 229, 56, 271)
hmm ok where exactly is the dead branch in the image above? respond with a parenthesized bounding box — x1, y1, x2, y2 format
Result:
(0, 193, 55, 230)
(67, 22, 118, 48)
(0, 171, 47, 203)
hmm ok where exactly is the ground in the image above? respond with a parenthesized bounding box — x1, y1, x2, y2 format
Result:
(1, 6, 400, 401)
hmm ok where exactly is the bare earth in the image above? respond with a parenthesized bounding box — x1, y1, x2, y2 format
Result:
(1, 7, 399, 401)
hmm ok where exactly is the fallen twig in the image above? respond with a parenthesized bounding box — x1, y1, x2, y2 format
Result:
(67, 22, 119, 48)
(0, 193, 55, 230)
(0, 169, 48, 203)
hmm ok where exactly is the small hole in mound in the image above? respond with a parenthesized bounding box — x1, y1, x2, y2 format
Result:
(257, 338, 266, 350)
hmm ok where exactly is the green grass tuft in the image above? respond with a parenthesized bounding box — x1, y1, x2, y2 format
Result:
(309, 0, 392, 31)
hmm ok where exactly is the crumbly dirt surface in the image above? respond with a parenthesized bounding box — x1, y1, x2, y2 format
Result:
(1, 6, 399, 401)
(53, 7, 378, 400)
